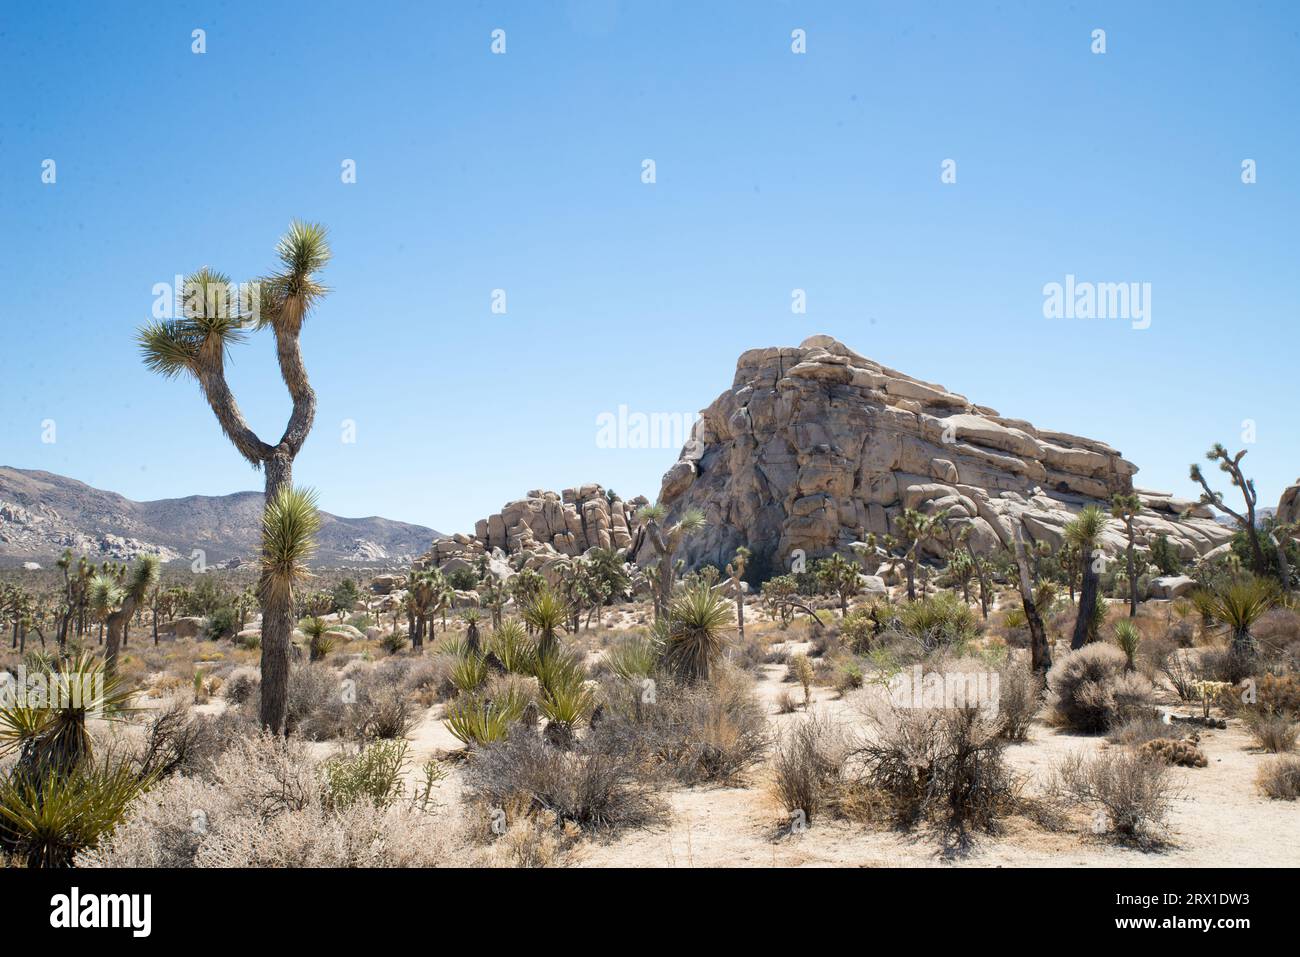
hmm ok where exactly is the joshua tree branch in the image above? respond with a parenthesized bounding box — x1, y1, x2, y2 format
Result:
(196, 365, 273, 467)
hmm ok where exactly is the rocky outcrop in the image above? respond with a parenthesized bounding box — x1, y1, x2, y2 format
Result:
(645, 335, 1234, 573)
(1278, 481, 1300, 528)
(408, 484, 648, 588)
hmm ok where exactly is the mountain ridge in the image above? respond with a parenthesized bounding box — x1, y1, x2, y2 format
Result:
(0, 466, 439, 567)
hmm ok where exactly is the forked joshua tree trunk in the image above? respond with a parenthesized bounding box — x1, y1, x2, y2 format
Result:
(138, 222, 331, 734)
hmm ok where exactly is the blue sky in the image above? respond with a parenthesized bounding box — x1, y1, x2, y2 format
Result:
(2, 1, 1297, 534)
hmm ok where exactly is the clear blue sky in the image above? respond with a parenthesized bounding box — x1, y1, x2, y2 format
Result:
(2, 1, 1297, 534)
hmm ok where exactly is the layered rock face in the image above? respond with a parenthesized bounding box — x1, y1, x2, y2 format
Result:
(647, 335, 1233, 573)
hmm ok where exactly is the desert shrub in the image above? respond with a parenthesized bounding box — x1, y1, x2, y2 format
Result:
(728, 633, 769, 672)
(896, 592, 979, 654)
(1139, 738, 1207, 768)
(841, 609, 879, 654)
(1108, 714, 1184, 747)
(1198, 645, 1257, 685)
(1257, 674, 1300, 717)
(1046, 644, 1157, 733)
(281, 665, 348, 740)
(1161, 647, 1200, 701)
(997, 659, 1041, 741)
(324, 739, 410, 809)
(203, 606, 240, 642)
(834, 658, 865, 696)
(401, 656, 454, 705)
(1245, 713, 1297, 753)
(463, 728, 663, 832)
(447, 568, 479, 591)
(855, 701, 1017, 835)
(134, 700, 227, 778)
(788, 654, 814, 707)
(588, 670, 769, 785)
(604, 631, 660, 680)
(380, 631, 409, 655)
(223, 666, 260, 705)
(234, 631, 261, 650)
(771, 713, 849, 827)
(1050, 750, 1173, 842)
(351, 679, 415, 740)
(1253, 607, 1300, 664)
(1256, 755, 1300, 800)
(775, 689, 799, 714)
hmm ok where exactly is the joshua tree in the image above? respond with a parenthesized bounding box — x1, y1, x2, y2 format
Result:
(725, 545, 750, 640)
(301, 615, 333, 663)
(816, 552, 861, 618)
(1113, 619, 1141, 671)
(1111, 493, 1143, 617)
(1066, 505, 1110, 649)
(137, 221, 330, 733)
(637, 504, 706, 622)
(1012, 524, 1051, 673)
(461, 608, 483, 655)
(257, 486, 322, 732)
(891, 507, 947, 602)
(1189, 444, 1266, 575)
(90, 555, 160, 677)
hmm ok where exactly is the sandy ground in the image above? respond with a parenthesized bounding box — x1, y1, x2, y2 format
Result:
(574, 637, 1299, 868)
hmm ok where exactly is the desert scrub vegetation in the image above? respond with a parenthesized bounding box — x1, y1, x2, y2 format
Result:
(1046, 644, 1157, 733)
(463, 726, 665, 837)
(1048, 750, 1174, 844)
(1255, 755, 1300, 800)
(771, 712, 851, 828)
(589, 668, 769, 785)
(852, 700, 1020, 842)
(81, 733, 462, 867)
(0, 653, 159, 867)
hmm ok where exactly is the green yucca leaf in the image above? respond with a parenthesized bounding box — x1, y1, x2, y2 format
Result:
(259, 485, 321, 605)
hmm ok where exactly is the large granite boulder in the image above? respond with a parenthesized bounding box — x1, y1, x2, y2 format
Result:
(639, 335, 1234, 572)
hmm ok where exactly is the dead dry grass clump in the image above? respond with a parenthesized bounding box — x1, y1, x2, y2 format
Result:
(1244, 713, 1298, 753)
(588, 669, 769, 785)
(1048, 750, 1174, 844)
(1256, 755, 1300, 800)
(1107, 714, 1186, 747)
(463, 727, 665, 834)
(770, 712, 851, 827)
(1046, 644, 1158, 733)
(997, 659, 1041, 741)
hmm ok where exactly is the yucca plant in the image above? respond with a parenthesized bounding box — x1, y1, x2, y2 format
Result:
(661, 581, 732, 683)
(490, 619, 536, 675)
(444, 694, 523, 748)
(0, 759, 156, 868)
(522, 586, 569, 662)
(1203, 577, 1278, 656)
(259, 485, 321, 730)
(0, 652, 135, 783)
(605, 631, 661, 682)
(450, 652, 489, 695)
(300, 615, 337, 663)
(1113, 619, 1142, 671)
(535, 651, 598, 748)
(137, 222, 332, 735)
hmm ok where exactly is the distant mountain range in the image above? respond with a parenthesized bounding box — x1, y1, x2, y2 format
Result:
(0, 467, 439, 567)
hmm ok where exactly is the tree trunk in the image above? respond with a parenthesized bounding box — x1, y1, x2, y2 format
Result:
(259, 452, 294, 735)
(1272, 532, 1291, 591)
(1014, 527, 1051, 673)
(1071, 550, 1100, 650)
(104, 598, 138, 677)
(905, 552, 917, 602)
(1126, 535, 1138, 618)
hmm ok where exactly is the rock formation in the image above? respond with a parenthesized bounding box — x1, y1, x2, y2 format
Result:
(643, 335, 1234, 574)
(406, 484, 647, 589)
